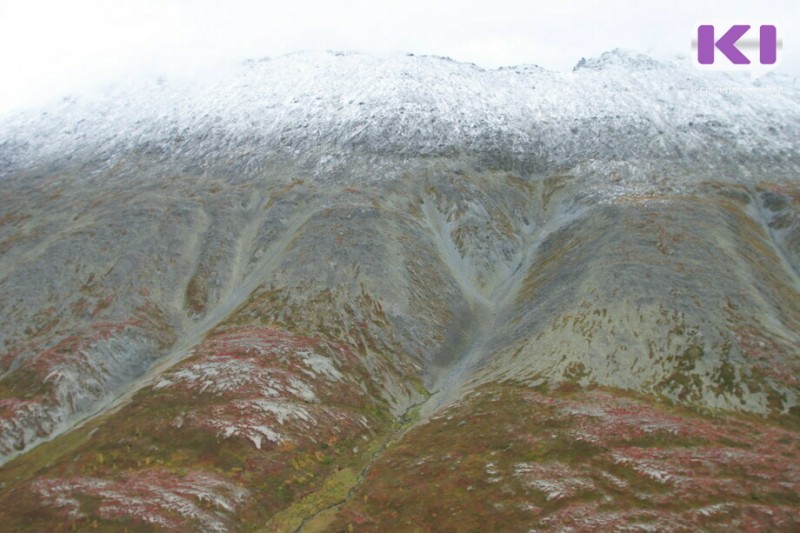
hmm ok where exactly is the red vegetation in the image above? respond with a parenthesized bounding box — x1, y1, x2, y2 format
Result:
(328, 384, 800, 532)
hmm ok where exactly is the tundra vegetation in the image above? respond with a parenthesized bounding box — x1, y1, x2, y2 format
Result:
(0, 50, 799, 531)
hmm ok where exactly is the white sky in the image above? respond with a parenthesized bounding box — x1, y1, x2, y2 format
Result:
(0, 0, 798, 113)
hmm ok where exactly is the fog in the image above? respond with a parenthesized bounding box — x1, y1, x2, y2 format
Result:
(0, 0, 797, 113)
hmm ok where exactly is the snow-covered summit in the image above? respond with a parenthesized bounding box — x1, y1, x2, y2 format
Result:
(1, 49, 798, 184)
(572, 48, 672, 72)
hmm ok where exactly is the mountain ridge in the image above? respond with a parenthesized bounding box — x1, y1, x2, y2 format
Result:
(2, 49, 798, 186)
(0, 49, 799, 531)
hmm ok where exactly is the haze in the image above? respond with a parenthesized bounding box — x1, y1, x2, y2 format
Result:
(0, 0, 797, 114)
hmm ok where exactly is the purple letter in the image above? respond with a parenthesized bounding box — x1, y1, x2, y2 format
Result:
(760, 25, 777, 64)
(698, 24, 751, 64)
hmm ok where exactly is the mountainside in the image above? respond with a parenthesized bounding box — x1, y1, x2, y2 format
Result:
(0, 50, 799, 531)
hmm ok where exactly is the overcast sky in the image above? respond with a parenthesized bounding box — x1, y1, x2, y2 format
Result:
(0, 0, 797, 113)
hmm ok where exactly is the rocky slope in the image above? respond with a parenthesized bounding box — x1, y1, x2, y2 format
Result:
(0, 49, 799, 531)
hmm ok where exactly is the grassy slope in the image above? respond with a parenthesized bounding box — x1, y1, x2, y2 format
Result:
(328, 382, 800, 532)
(0, 175, 799, 531)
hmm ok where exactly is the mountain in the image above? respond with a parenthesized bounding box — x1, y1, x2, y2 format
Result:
(0, 49, 799, 531)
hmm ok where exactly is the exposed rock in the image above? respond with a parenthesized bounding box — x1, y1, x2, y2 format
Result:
(0, 50, 798, 531)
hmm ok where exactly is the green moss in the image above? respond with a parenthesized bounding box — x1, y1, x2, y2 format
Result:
(680, 345, 703, 369)
(400, 403, 423, 428)
(184, 272, 208, 314)
(263, 467, 358, 532)
(743, 367, 790, 416)
(413, 380, 430, 398)
(654, 344, 705, 402)
(563, 361, 589, 382)
(710, 360, 744, 400)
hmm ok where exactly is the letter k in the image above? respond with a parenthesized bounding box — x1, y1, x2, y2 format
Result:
(698, 25, 751, 65)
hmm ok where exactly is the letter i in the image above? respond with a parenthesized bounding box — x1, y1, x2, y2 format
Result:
(760, 25, 777, 65)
